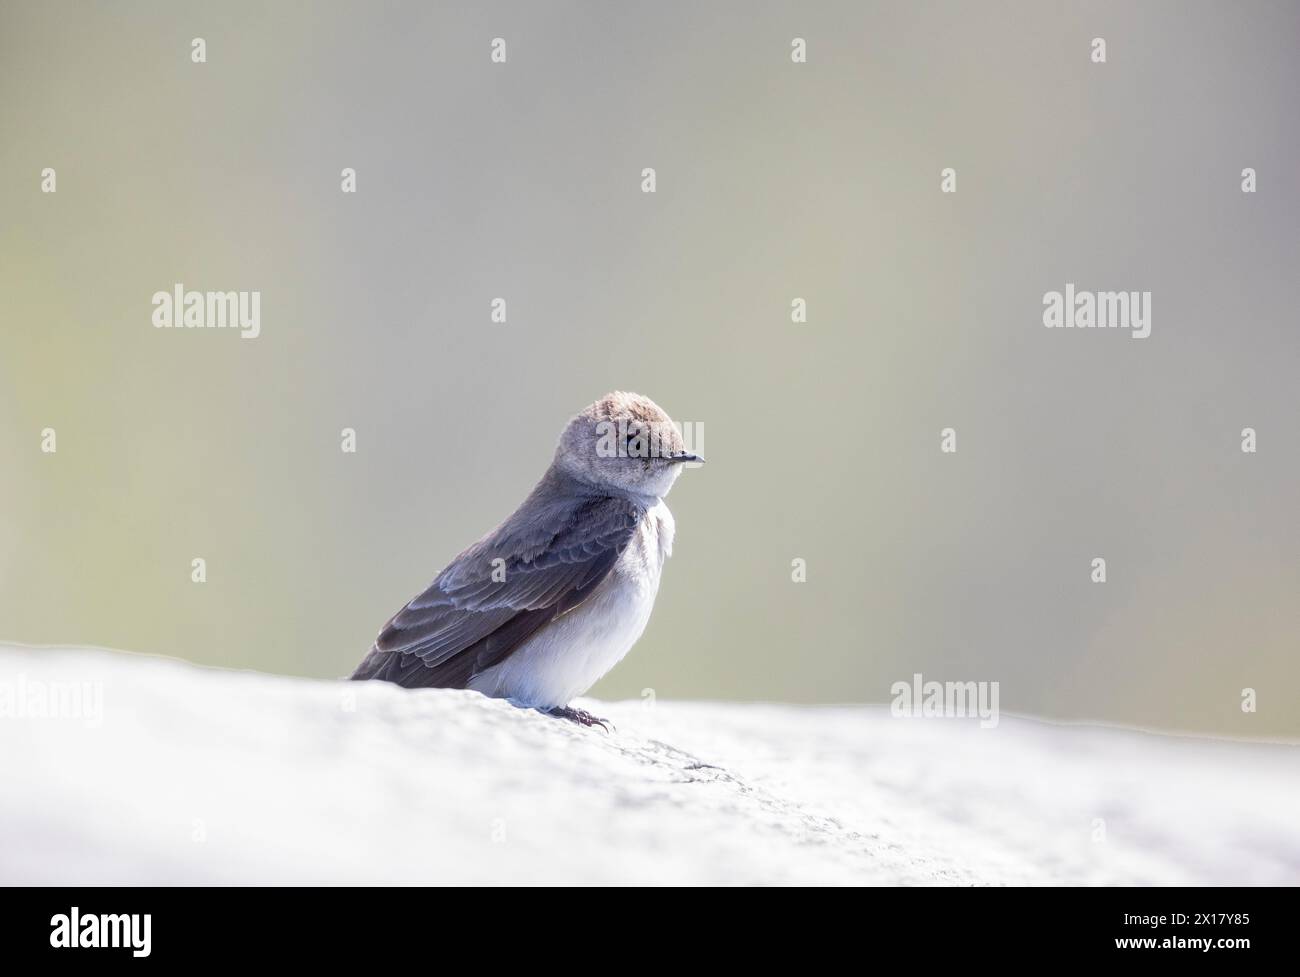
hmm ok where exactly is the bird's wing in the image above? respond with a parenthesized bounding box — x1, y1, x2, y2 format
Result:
(356, 492, 643, 689)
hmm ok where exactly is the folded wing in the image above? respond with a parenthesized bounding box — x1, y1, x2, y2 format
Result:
(352, 491, 642, 690)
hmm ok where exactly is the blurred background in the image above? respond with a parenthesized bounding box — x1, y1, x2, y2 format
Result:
(1, 1, 1297, 737)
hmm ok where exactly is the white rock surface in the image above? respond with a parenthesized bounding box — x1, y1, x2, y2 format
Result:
(1, 644, 1297, 884)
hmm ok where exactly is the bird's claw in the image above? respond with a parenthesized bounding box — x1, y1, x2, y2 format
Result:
(547, 706, 614, 732)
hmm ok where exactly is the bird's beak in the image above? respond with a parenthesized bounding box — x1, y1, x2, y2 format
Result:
(670, 452, 704, 464)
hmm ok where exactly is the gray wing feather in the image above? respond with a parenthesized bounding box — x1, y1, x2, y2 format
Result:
(353, 489, 642, 689)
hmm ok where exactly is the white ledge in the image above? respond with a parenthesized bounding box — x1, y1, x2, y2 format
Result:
(1, 644, 1297, 884)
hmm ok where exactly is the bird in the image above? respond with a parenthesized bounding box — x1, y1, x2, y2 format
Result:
(350, 391, 702, 728)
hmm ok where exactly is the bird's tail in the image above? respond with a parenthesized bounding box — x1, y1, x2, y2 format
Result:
(348, 646, 389, 681)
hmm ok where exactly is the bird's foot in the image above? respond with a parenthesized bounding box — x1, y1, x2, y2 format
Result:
(546, 706, 614, 732)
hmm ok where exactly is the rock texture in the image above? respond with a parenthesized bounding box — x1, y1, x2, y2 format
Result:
(1, 644, 1297, 884)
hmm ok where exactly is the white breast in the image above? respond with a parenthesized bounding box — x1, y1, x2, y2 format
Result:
(469, 502, 675, 709)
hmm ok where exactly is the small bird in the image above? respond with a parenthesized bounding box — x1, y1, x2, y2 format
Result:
(351, 391, 702, 728)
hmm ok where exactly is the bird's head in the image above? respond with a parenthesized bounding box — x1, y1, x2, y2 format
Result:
(555, 391, 703, 499)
